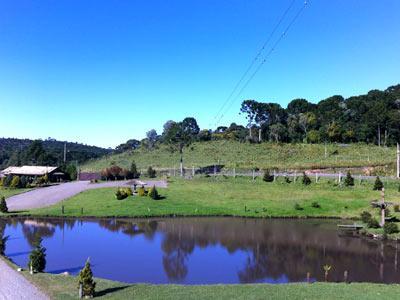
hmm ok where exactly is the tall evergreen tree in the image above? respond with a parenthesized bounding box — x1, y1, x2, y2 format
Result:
(344, 171, 354, 186)
(78, 259, 96, 298)
(0, 196, 8, 213)
(373, 176, 384, 191)
(28, 238, 46, 272)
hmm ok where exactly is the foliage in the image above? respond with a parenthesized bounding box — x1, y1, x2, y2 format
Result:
(10, 175, 20, 188)
(28, 238, 46, 273)
(115, 187, 132, 200)
(311, 201, 320, 208)
(0, 235, 9, 256)
(394, 205, 400, 213)
(262, 170, 274, 182)
(360, 211, 372, 223)
(0, 196, 8, 213)
(367, 218, 380, 229)
(373, 176, 384, 191)
(284, 176, 291, 184)
(130, 161, 140, 179)
(147, 166, 156, 178)
(294, 203, 303, 210)
(78, 259, 96, 298)
(383, 222, 399, 235)
(344, 171, 354, 187)
(148, 186, 160, 200)
(137, 186, 146, 197)
(302, 172, 311, 185)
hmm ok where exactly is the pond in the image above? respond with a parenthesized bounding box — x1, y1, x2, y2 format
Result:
(1, 217, 399, 284)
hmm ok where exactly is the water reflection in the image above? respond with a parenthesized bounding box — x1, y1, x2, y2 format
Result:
(1, 217, 399, 284)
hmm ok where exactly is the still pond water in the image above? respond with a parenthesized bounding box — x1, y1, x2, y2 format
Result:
(1, 217, 399, 284)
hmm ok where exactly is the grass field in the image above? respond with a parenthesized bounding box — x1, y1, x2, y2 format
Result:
(81, 141, 396, 172)
(26, 177, 400, 219)
(12, 264, 400, 300)
(0, 187, 32, 199)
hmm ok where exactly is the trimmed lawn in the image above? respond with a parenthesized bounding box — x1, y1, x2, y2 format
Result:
(0, 187, 32, 198)
(28, 177, 399, 218)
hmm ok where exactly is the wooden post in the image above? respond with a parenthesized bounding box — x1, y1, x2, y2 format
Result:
(258, 128, 262, 142)
(252, 169, 255, 181)
(273, 170, 276, 182)
(380, 188, 386, 227)
(62, 205, 64, 214)
(214, 165, 217, 176)
(338, 172, 341, 184)
(294, 172, 297, 183)
(30, 262, 33, 275)
(173, 166, 176, 177)
(315, 173, 318, 183)
(79, 283, 83, 299)
(397, 143, 400, 179)
(306, 272, 310, 283)
(192, 166, 195, 177)
(233, 168, 236, 178)
(344, 270, 348, 283)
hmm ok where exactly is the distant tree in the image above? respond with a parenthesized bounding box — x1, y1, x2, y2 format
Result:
(147, 166, 156, 178)
(28, 238, 46, 273)
(198, 129, 212, 141)
(0, 196, 8, 213)
(344, 171, 354, 187)
(115, 139, 140, 153)
(373, 176, 384, 191)
(269, 123, 288, 142)
(146, 129, 158, 149)
(65, 164, 77, 180)
(0, 235, 9, 256)
(130, 161, 140, 179)
(78, 259, 96, 298)
(108, 165, 122, 180)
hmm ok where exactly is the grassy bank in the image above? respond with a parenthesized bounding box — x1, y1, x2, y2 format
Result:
(26, 177, 400, 219)
(11, 265, 400, 300)
(0, 187, 32, 198)
(81, 141, 396, 172)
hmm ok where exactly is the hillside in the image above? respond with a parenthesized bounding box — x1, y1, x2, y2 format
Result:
(81, 140, 396, 173)
(0, 138, 111, 168)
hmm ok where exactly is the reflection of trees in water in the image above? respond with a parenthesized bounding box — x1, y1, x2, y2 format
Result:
(98, 219, 158, 239)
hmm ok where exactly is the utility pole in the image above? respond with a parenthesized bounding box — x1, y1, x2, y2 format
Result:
(63, 142, 67, 163)
(397, 143, 400, 179)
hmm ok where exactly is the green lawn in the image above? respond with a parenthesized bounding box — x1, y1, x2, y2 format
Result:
(0, 187, 32, 198)
(81, 141, 396, 173)
(28, 177, 400, 219)
(16, 268, 400, 300)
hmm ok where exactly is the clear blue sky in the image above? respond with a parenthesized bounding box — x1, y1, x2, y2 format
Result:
(0, 1, 399, 148)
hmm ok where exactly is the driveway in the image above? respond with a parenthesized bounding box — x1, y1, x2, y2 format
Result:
(6, 180, 167, 212)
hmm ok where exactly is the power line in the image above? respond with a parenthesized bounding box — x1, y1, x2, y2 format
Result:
(216, 0, 309, 126)
(211, 0, 298, 129)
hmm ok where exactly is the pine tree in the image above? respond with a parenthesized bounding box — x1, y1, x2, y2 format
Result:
(302, 172, 311, 185)
(78, 259, 96, 298)
(0, 197, 8, 213)
(147, 166, 156, 178)
(344, 171, 354, 186)
(28, 238, 46, 272)
(130, 161, 140, 179)
(373, 176, 384, 191)
(262, 170, 274, 182)
(148, 185, 159, 200)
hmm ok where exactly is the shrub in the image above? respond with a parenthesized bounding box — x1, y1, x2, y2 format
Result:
(367, 218, 380, 229)
(28, 238, 46, 273)
(115, 187, 132, 200)
(0, 235, 9, 256)
(0, 196, 8, 213)
(148, 185, 160, 200)
(147, 166, 156, 178)
(385, 208, 391, 217)
(311, 201, 320, 208)
(10, 176, 20, 188)
(284, 176, 291, 184)
(130, 161, 140, 179)
(344, 171, 354, 187)
(373, 176, 384, 191)
(78, 259, 96, 298)
(394, 205, 400, 213)
(294, 203, 303, 210)
(137, 186, 146, 196)
(2, 175, 13, 187)
(360, 211, 372, 223)
(19, 176, 29, 188)
(262, 170, 274, 182)
(383, 222, 399, 235)
(302, 172, 311, 185)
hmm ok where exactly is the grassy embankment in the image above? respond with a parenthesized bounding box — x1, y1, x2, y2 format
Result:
(0, 187, 32, 198)
(81, 141, 396, 173)
(0, 257, 393, 300)
(25, 176, 400, 219)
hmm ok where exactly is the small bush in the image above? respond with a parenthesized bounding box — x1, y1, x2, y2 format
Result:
(373, 176, 384, 191)
(78, 259, 96, 298)
(137, 187, 146, 196)
(147, 166, 157, 178)
(10, 176, 20, 188)
(0, 196, 8, 213)
(0, 235, 9, 256)
(284, 176, 291, 184)
(294, 203, 303, 210)
(262, 170, 274, 182)
(385, 208, 391, 217)
(311, 201, 320, 208)
(360, 211, 372, 223)
(344, 171, 354, 187)
(28, 238, 46, 273)
(148, 185, 160, 200)
(394, 205, 400, 213)
(115, 187, 132, 200)
(367, 218, 380, 229)
(383, 222, 399, 235)
(302, 172, 311, 185)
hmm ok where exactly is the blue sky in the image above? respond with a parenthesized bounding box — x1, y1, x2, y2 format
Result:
(0, 1, 399, 148)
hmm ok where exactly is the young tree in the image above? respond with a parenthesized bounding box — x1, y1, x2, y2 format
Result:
(344, 171, 354, 186)
(147, 166, 156, 178)
(373, 176, 384, 191)
(0, 196, 8, 213)
(28, 238, 46, 273)
(302, 172, 311, 185)
(10, 176, 20, 188)
(148, 185, 160, 200)
(130, 161, 140, 179)
(146, 129, 158, 149)
(78, 259, 96, 298)
(262, 170, 274, 182)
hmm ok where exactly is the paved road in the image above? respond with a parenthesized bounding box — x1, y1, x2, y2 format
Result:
(0, 258, 49, 300)
(6, 180, 168, 212)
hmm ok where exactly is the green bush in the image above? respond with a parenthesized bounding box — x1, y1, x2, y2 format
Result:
(344, 171, 354, 186)
(0, 196, 8, 213)
(394, 205, 400, 213)
(262, 170, 274, 182)
(0, 235, 9, 256)
(373, 176, 384, 191)
(367, 218, 380, 229)
(360, 211, 372, 223)
(284, 176, 291, 184)
(115, 187, 132, 200)
(10, 176, 20, 188)
(78, 259, 96, 298)
(311, 201, 320, 208)
(2, 175, 13, 187)
(147, 166, 156, 178)
(130, 161, 140, 179)
(137, 187, 146, 196)
(302, 172, 311, 185)
(19, 176, 29, 188)
(383, 222, 399, 235)
(148, 185, 160, 200)
(294, 203, 303, 210)
(28, 238, 46, 273)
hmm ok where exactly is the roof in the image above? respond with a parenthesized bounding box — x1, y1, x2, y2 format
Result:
(0, 166, 58, 176)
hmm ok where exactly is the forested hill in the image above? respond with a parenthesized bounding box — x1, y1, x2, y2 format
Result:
(0, 138, 111, 169)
